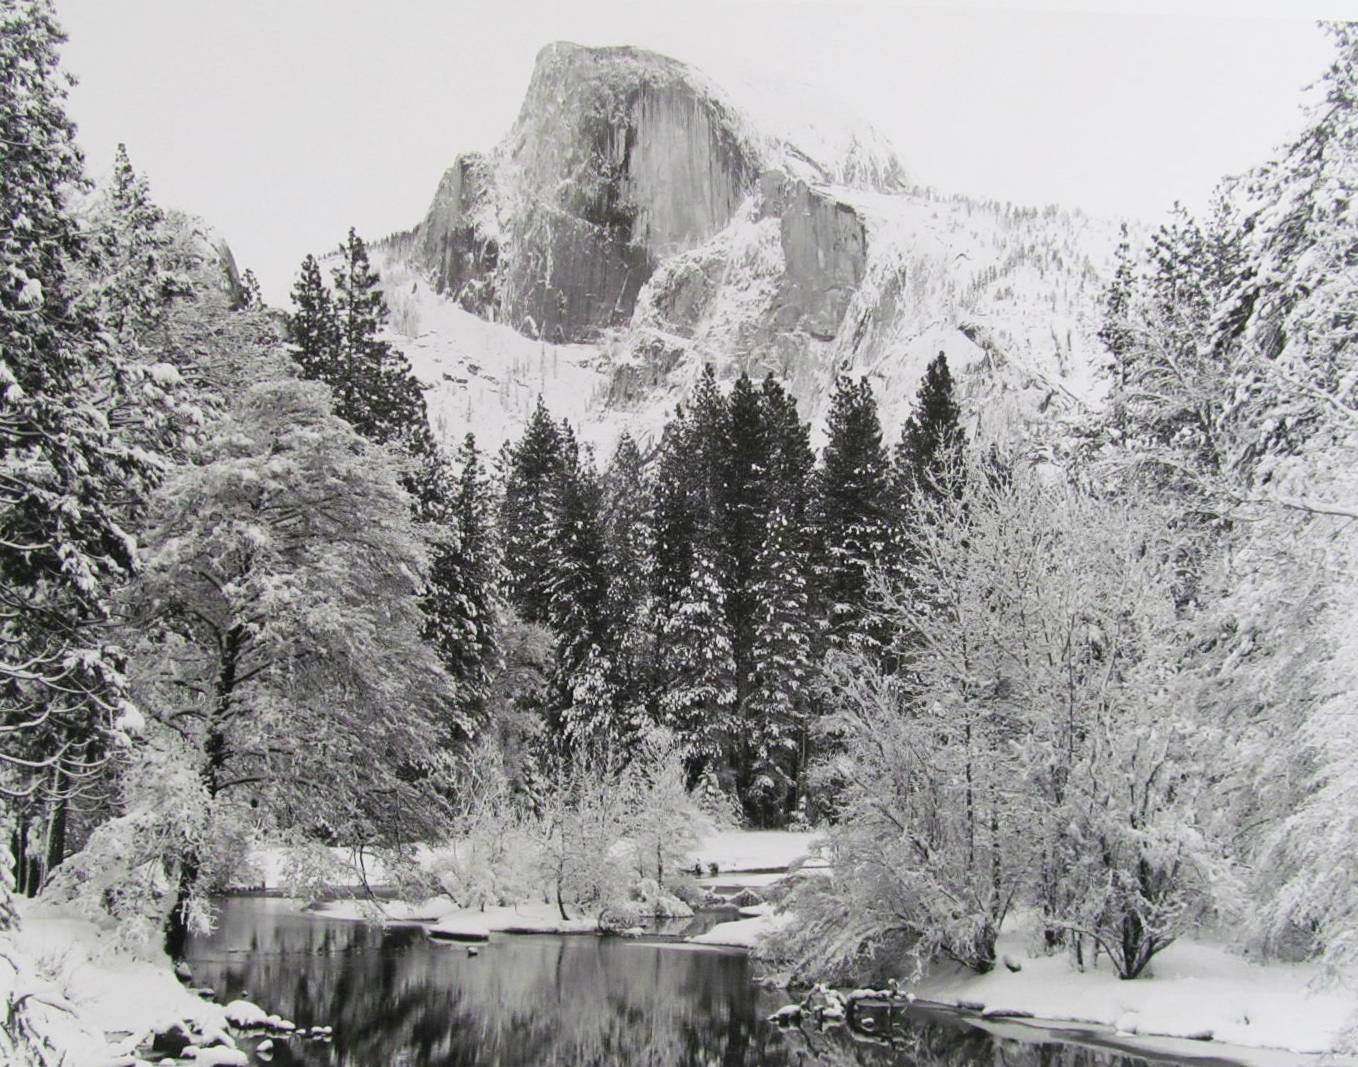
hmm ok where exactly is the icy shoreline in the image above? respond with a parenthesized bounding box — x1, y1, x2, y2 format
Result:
(13, 829, 1353, 1065)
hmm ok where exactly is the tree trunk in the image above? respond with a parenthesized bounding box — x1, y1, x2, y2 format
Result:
(165, 852, 200, 963)
(44, 767, 68, 882)
(12, 822, 30, 897)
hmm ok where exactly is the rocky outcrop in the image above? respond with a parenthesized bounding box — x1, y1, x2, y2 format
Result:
(386, 41, 1115, 453)
(764, 172, 867, 341)
(404, 41, 905, 347)
(411, 42, 773, 341)
(418, 153, 498, 311)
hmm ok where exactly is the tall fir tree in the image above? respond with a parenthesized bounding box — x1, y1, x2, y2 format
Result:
(331, 228, 431, 448)
(601, 433, 652, 732)
(650, 411, 698, 621)
(812, 375, 892, 647)
(656, 537, 737, 772)
(545, 447, 614, 750)
(86, 143, 182, 342)
(745, 503, 814, 825)
(433, 435, 502, 737)
(501, 397, 567, 624)
(287, 253, 339, 383)
(751, 375, 817, 821)
(0, 0, 159, 890)
(722, 373, 772, 716)
(894, 352, 965, 509)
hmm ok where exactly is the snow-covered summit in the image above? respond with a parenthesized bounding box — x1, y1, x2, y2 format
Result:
(378, 41, 1119, 455)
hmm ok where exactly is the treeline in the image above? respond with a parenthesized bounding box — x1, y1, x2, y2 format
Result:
(775, 22, 1358, 999)
(1, 2, 461, 993)
(485, 358, 964, 825)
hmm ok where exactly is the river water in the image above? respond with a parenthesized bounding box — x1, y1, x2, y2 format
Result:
(185, 897, 1232, 1067)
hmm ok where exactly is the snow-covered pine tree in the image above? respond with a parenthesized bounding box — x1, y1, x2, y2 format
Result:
(720, 373, 774, 803)
(758, 375, 817, 818)
(1098, 222, 1139, 410)
(812, 375, 892, 648)
(287, 253, 340, 383)
(894, 351, 965, 509)
(649, 410, 698, 626)
(0, 0, 159, 888)
(501, 397, 567, 624)
(432, 435, 502, 736)
(687, 364, 727, 510)
(545, 444, 616, 751)
(86, 144, 185, 341)
(745, 504, 813, 825)
(656, 538, 736, 771)
(601, 432, 652, 736)
(721, 373, 770, 712)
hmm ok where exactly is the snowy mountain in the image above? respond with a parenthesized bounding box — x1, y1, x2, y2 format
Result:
(374, 41, 1121, 454)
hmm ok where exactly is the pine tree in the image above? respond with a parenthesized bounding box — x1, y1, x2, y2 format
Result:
(430, 435, 501, 737)
(287, 253, 339, 382)
(686, 364, 728, 525)
(501, 398, 567, 623)
(657, 539, 736, 770)
(1099, 224, 1138, 387)
(753, 376, 817, 816)
(813, 375, 892, 647)
(331, 228, 431, 448)
(746, 504, 814, 824)
(895, 352, 965, 510)
(0, 1, 158, 872)
(650, 411, 698, 621)
(87, 143, 182, 342)
(602, 433, 652, 731)
(545, 447, 614, 750)
(722, 373, 771, 715)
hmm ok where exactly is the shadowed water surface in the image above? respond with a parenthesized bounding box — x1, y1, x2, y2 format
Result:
(186, 897, 1233, 1067)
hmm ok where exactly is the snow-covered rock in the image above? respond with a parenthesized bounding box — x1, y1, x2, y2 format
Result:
(190, 1047, 249, 1066)
(373, 42, 1118, 458)
(223, 1000, 269, 1028)
(688, 909, 792, 950)
(427, 915, 491, 942)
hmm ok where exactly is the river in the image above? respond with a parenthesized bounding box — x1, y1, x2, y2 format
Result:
(185, 897, 1239, 1067)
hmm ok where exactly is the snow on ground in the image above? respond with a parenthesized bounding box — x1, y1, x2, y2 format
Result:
(429, 902, 599, 936)
(374, 256, 643, 458)
(689, 830, 822, 872)
(688, 909, 793, 949)
(11, 899, 240, 1065)
(245, 830, 821, 894)
(914, 920, 1357, 1057)
(310, 896, 599, 936)
(304, 894, 450, 923)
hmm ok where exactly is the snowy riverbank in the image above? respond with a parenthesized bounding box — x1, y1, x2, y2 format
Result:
(910, 923, 1356, 1058)
(6, 898, 300, 1066)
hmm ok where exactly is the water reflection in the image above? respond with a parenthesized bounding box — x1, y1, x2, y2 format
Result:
(186, 898, 1201, 1067)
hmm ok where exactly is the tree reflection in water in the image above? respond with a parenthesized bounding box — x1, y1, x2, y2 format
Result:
(187, 899, 1177, 1067)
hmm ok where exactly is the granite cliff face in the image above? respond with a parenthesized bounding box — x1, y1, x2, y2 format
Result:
(402, 42, 902, 347)
(384, 42, 1116, 454)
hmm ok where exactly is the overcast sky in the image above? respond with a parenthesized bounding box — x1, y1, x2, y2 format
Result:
(54, 0, 1353, 302)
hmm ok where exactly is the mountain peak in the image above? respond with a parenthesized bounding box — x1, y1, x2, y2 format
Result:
(382, 41, 1117, 457)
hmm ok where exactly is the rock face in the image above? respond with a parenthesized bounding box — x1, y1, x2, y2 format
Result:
(405, 42, 900, 346)
(413, 43, 773, 342)
(386, 41, 1118, 454)
(766, 172, 867, 341)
